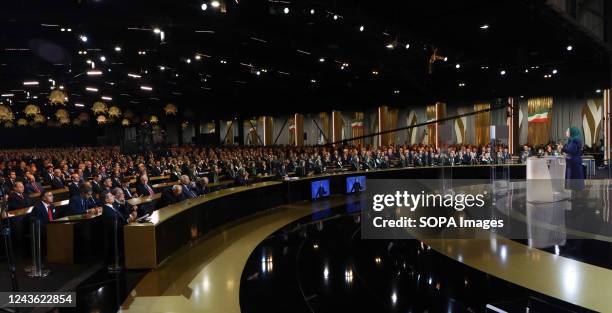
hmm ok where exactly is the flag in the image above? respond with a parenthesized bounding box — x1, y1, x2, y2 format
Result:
(528, 110, 549, 123)
(351, 120, 364, 128)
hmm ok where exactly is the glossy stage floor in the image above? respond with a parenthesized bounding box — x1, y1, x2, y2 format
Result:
(74, 180, 612, 313)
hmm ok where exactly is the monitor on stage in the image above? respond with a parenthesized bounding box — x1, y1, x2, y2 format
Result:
(311, 179, 330, 199)
(346, 176, 366, 194)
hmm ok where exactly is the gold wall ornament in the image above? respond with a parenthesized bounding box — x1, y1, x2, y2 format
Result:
(48, 89, 68, 105)
(150, 115, 159, 124)
(428, 47, 447, 74)
(55, 108, 69, 120)
(121, 118, 130, 126)
(59, 117, 71, 125)
(33, 114, 46, 124)
(78, 112, 90, 121)
(164, 103, 178, 115)
(108, 106, 122, 118)
(24, 104, 41, 117)
(4, 121, 14, 128)
(17, 118, 28, 126)
(92, 101, 108, 114)
(0, 104, 13, 121)
(96, 115, 108, 124)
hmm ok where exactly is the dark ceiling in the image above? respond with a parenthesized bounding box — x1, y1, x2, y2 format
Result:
(0, 0, 610, 120)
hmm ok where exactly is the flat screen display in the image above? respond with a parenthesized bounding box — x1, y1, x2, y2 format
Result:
(311, 179, 330, 199)
(346, 176, 366, 194)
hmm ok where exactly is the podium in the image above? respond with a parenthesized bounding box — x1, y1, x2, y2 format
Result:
(526, 156, 569, 203)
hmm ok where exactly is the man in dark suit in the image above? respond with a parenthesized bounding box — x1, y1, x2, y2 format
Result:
(24, 173, 45, 196)
(42, 166, 55, 186)
(32, 191, 56, 225)
(50, 169, 65, 189)
(68, 173, 81, 198)
(91, 173, 103, 195)
(101, 192, 136, 267)
(120, 178, 136, 200)
(136, 175, 156, 197)
(179, 175, 198, 199)
(159, 185, 186, 208)
(195, 177, 209, 196)
(3, 171, 17, 192)
(83, 161, 96, 179)
(149, 161, 163, 177)
(69, 184, 98, 215)
(8, 182, 32, 211)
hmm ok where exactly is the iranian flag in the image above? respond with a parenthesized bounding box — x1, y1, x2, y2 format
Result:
(528, 110, 549, 123)
(351, 120, 364, 128)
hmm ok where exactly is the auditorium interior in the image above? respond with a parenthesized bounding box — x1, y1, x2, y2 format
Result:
(2, 0, 612, 312)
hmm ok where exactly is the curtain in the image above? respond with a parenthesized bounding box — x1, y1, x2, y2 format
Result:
(388, 108, 399, 145)
(289, 116, 295, 145)
(318, 112, 330, 144)
(426, 105, 436, 145)
(582, 98, 603, 147)
(406, 110, 418, 144)
(225, 121, 234, 145)
(528, 97, 553, 146)
(352, 112, 364, 146)
(474, 103, 491, 146)
(455, 108, 468, 144)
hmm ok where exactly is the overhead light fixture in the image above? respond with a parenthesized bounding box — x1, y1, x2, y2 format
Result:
(310, 79, 316, 83)
(140, 86, 153, 91)
(101, 96, 112, 101)
(458, 82, 466, 87)
(114, 46, 121, 52)
(220, 59, 227, 64)
(386, 43, 394, 49)
(256, 70, 261, 76)
(480, 24, 489, 30)
(159, 66, 166, 70)
(310, 9, 315, 14)
(524, 69, 529, 73)
(80, 35, 88, 42)
(405, 43, 410, 49)
(552, 69, 558, 74)
(86, 87, 98, 92)
(372, 70, 379, 75)
(1, 93, 14, 97)
(333, 14, 338, 20)
(186, 58, 192, 64)
(87, 70, 103, 76)
(99, 56, 106, 62)
(23, 81, 39, 86)
(153, 28, 161, 34)
(443, 57, 448, 62)
(75, 103, 85, 107)
(201, 3, 208, 10)
(195, 55, 201, 60)
(283, 7, 289, 14)
(128, 73, 141, 78)
(319, 57, 325, 62)
(455, 63, 461, 69)
(596, 89, 602, 93)
(211, 1, 220, 8)
(359, 25, 364, 32)
(393, 90, 400, 94)
(566, 45, 573, 51)
(500, 70, 506, 76)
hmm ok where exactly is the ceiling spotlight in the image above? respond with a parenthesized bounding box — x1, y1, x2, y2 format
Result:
(153, 28, 161, 34)
(75, 103, 85, 107)
(372, 70, 379, 75)
(500, 70, 506, 76)
(23, 81, 39, 86)
(455, 63, 461, 69)
(566, 45, 573, 51)
(87, 70, 102, 76)
(524, 69, 529, 73)
(359, 25, 364, 32)
(481, 66, 489, 69)
(101, 96, 112, 101)
(552, 69, 558, 74)
(67, 28, 72, 32)
(211, 1, 220, 8)
(319, 57, 325, 62)
(393, 90, 400, 94)
(256, 70, 261, 76)
(99, 56, 106, 62)
(386, 43, 394, 49)
(310, 79, 316, 83)
(283, 7, 289, 14)
(186, 58, 192, 64)
(443, 57, 448, 62)
(596, 89, 602, 93)
(159, 66, 166, 70)
(60, 28, 66, 32)
(405, 43, 410, 49)
(85, 87, 98, 92)
(458, 82, 466, 87)
(201, 3, 208, 10)
(195, 55, 202, 60)
(80, 35, 88, 42)
(333, 14, 338, 20)
(114, 46, 121, 52)
(1, 93, 14, 97)
(141, 86, 153, 91)
(310, 9, 315, 14)
(220, 59, 227, 64)
(480, 24, 489, 30)
(127, 73, 141, 78)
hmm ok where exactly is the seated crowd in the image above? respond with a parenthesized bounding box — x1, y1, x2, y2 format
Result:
(0, 142, 527, 219)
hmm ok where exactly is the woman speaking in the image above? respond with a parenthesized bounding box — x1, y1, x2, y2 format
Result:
(561, 126, 585, 190)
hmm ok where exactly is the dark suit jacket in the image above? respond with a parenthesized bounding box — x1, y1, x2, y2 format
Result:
(122, 187, 135, 200)
(68, 182, 80, 198)
(69, 195, 97, 215)
(91, 181, 103, 195)
(8, 192, 31, 211)
(25, 181, 45, 195)
(159, 189, 186, 208)
(136, 183, 155, 196)
(50, 176, 64, 189)
(42, 172, 55, 186)
(181, 184, 197, 199)
(150, 167, 162, 177)
(31, 201, 56, 225)
(102, 204, 129, 226)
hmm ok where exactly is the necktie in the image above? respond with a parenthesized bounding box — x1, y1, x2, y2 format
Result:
(146, 185, 154, 195)
(33, 183, 40, 193)
(47, 205, 53, 221)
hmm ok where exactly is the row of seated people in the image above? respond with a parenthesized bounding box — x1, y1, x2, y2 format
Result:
(0, 143, 520, 204)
